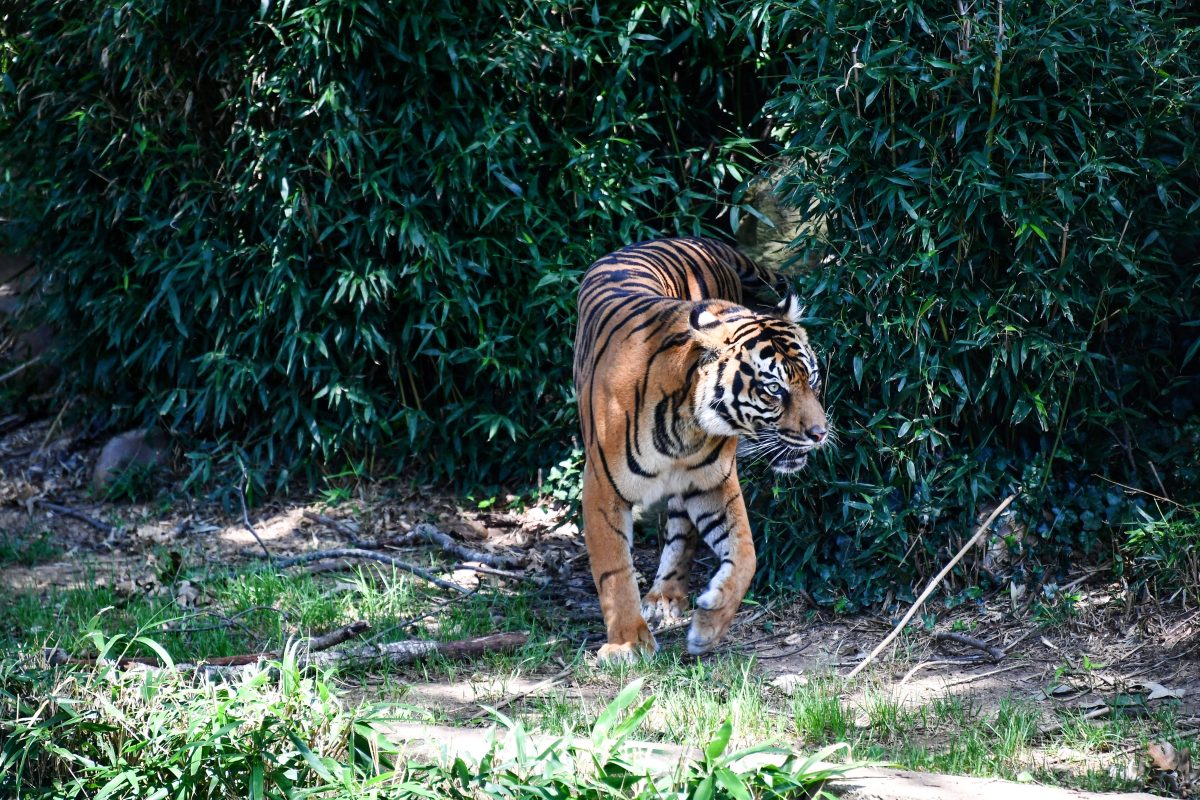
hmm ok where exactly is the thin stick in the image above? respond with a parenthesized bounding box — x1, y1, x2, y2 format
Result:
(845, 494, 1017, 680)
(455, 562, 550, 587)
(899, 657, 988, 685)
(932, 630, 1006, 662)
(239, 480, 272, 560)
(37, 396, 73, 453)
(1091, 474, 1187, 510)
(0, 355, 40, 384)
(35, 499, 113, 534)
(411, 523, 523, 569)
(302, 510, 360, 538)
(275, 548, 469, 594)
(939, 662, 1024, 690)
(466, 666, 574, 721)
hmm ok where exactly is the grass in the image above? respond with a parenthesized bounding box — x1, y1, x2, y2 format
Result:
(1, 553, 1194, 797)
(0, 527, 60, 567)
(0, 558, 576, 680)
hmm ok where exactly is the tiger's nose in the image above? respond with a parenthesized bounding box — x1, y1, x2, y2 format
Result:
(806, 425, 827, 443)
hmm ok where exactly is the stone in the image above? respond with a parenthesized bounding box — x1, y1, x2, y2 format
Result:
(92, 428, 170, 492)
(0, 254, 57, 388)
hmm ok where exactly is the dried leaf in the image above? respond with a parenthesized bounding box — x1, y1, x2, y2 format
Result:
(1148, 740, 1179, 772)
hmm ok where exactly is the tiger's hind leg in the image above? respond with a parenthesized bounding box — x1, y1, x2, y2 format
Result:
(683, 478, 756, 655)
(582, 463, 658, 664)
(642, 495, 697, 627)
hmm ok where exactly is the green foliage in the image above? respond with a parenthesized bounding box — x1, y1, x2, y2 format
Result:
(744, 0, 1200, 603)
(0, 637, 410, 799)
(0, 528, 60, 567)
(3, 1, 1200, 606)
(1120, 508, 1200, 602)
(0, 0, 768, 488)
(1, 653, 847, 799)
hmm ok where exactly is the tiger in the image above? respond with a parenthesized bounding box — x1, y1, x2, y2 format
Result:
(573, 237, 829, 664)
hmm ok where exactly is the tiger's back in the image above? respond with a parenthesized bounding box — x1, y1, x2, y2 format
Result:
(573, 237, 828, 663)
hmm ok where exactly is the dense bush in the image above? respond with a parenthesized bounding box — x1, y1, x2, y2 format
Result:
(746, 0, 1200, 603)
(0, 1, 767, 486)
(3, 1, 1198, 604)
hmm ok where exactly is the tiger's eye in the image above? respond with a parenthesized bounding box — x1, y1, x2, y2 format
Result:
(763, 380, 785, 397)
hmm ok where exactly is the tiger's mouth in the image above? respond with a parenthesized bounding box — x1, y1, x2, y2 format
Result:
(771, 449, 810, 474)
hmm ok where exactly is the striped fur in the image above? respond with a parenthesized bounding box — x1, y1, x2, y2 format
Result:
(573, 237, 828, 663)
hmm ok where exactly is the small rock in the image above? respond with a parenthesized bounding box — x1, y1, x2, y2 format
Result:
(769, 672, 808, 695)
(1148, 740, 1180, 772)
(92, 428, 170, 492)
(551, 521, 579, 537)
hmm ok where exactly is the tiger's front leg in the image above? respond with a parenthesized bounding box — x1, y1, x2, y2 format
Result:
(581, 464, 658, 664)
(683, 476, 757, 655)
(642, 495, 697, 626)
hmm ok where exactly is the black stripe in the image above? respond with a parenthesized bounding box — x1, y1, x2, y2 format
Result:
(598, 567, 628, 588)
(595, 446, 632, 505)
(699, 514, 726, 538)
(688, 441, 725, 471)
(623, 412, 655, 477)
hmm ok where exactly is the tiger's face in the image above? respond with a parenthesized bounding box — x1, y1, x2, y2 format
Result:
(688, 294, 828, 474)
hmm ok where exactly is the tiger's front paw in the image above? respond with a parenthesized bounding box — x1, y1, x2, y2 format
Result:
(642, 588, 688, 627)
(686, 605, 737, 655)
(597, 620, 658, 665)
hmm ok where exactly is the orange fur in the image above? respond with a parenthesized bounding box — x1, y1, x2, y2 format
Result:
(573, 238, 828, 662)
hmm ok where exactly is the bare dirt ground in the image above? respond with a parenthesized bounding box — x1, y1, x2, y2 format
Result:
(2, 415, 1198, 794)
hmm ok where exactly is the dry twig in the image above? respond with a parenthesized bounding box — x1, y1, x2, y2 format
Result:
(35, 499, 113, 534)
(410, 522, 524, 569)
(45, 620, 371, 669)
(845, 494, 1018, 680)
(303, 631, 528, 670)
(239, 480, 272, 560)
(302, 510, 361, 538)
(466, 665, 574, 721)
(938, 662, 1025, 690)
(932, 630, 1006, 662)
(899, 657, 989, 685)
(274, 548, 469, 594)
(454, 561, 550, 587)
(0, 355, 41, 385)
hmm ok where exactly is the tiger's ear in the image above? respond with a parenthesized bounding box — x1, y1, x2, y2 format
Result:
(688, 305, 730, 350)
(774, 291, 804, 324)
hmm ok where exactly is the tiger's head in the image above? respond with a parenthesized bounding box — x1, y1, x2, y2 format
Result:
(688, 293, 828, 474)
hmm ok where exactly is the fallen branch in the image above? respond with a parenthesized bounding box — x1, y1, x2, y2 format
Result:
(45, 620, 371, 669)
(303, 631, 528, 670)
(898, 657, 989, 685)
(845, 493, 1018, 680)
(302, 510, 361, 538)
(932, 630, 1006, 662)
(305, 619, 371, 652)
(34, 499, 113, 534)
(274, 548, 469, 594)
(239, 480, 272, 560)
(454, 562, 550, 587)
(0, 413, 30, 436)
(50, 624, 521, 675)
(411, 523, 524, 569)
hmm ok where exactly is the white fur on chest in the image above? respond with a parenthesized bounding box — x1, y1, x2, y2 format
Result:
(622, 449, 730, 507)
